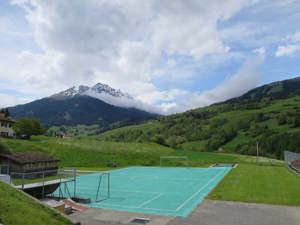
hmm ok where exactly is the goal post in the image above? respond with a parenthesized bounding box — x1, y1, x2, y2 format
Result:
(59, 169, 111, 202)
(95, 172, 110, 202)
(160, 156, 189, 167)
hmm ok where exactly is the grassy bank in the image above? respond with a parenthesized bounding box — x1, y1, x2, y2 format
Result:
(0, 181, 72, 225)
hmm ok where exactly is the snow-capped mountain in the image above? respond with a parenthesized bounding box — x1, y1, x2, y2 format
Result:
(8, 82, 157, 128)
(50, 82, 152, 110)
(51, 83, 133, 100)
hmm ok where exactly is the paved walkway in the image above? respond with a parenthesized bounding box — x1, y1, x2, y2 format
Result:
(169, 200, 300, 225)
(69, 200, 300, 225)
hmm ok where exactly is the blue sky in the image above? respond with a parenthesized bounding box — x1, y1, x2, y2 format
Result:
(0, 0, 300, 114)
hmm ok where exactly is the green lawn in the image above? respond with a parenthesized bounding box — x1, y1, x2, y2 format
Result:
(0, 136, 173, 168)
(209, 164, 300, 205)
(0, 181, 72, 225)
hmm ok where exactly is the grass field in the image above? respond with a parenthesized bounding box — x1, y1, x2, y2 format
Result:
(0, 136, 173, 168)
(209, 164, 300, 205)
(0, 181, 72, 225)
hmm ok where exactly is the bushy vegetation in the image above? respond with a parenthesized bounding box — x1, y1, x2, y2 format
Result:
(47, 124, 101, 137)
(13, 118, 45, 139)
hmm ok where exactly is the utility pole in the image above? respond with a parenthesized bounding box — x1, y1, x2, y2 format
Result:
(256, 141, 259, 164)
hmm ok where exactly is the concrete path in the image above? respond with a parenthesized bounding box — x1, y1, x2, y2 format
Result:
(169, 200, 300, 225)
(69, 200, 300, 225)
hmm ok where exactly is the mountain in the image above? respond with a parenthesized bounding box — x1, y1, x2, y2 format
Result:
(99, 76, 300, 159)
(51, 83, 133, 100)
(8, 83, 157, 130)
(226, 76, 300, 103)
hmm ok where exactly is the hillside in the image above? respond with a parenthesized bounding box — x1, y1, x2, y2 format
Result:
(0, 180, 72, 225)
(99, 76, 300, 159)
(9, 95, 156, 130)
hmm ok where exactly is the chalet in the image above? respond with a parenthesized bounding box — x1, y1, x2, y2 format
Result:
(0, 112, 15, 137)
(0, 152, 60, 177)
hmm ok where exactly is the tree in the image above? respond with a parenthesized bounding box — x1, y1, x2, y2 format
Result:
(13, 118, 44, 139)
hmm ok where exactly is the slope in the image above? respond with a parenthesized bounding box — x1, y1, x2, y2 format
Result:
(99, 76, 300, 159)
(0, 180, 72, 225)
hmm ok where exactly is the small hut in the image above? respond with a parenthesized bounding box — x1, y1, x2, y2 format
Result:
(0, 152, 59, 177)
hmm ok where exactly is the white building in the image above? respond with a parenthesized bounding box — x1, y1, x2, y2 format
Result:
(0, 113, 15, 137)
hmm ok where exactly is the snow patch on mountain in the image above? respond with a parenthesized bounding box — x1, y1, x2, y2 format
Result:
(51, 83, 160, 114)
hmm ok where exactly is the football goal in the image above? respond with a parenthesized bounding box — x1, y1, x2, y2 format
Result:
(160, 156, 189, 167)
(95, 172, 110, 202)
(57, 169, 111, 202)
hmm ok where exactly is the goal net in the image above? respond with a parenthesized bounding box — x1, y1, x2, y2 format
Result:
(55, 169, 110, 202)
(160, 156, 189, 167)
(95, 172, 110, 202)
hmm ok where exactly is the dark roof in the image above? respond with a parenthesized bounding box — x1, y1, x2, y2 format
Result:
(0, 152, 59, 164)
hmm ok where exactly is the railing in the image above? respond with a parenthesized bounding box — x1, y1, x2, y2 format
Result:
(10, 168, 77, 198)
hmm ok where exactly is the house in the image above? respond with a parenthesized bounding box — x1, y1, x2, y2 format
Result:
(0, 152, 60, 177)
(0, 112, 15, 137)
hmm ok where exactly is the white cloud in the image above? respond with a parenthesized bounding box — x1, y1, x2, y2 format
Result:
(276, 45, 300, 57)
(159, 49, 265, 113)
(0, 93, 32, 108)
(276, 31, 300, 57)
(1, 0, 271, 114)
(285, 32, 300, 42)
(3, 1, 252, 98)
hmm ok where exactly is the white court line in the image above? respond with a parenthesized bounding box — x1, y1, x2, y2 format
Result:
(82, 167, 230, 213)
(138, 193, 164, 208)
(95, 168, 229, 213)
(111, 176, 208, 182)
(175, 168, 228, 211)
(95, 202, 176, 212)
(74, 187, 161, 195)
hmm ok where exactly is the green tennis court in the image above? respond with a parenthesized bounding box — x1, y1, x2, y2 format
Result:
(56, 166, 231, 217)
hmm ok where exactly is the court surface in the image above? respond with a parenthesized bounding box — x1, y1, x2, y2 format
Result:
(57, 166, 231, 217)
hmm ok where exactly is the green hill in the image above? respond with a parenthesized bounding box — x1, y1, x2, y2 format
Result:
(99, 76, 300, 159)
(0, 181, 72, 225)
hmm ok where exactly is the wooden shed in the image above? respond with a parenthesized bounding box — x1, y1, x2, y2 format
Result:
(0, 152, 60, 177)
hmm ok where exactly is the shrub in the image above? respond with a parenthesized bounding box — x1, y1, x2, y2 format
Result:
(151, 134, 166, 145)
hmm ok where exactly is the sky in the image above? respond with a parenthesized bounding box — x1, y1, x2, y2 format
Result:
(0, 0, 300, 114)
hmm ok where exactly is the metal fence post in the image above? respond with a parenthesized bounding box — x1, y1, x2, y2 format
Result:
(22, 172, 25, 190)
(73, 168, 76, 198)
(42, 170, 45, 199)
